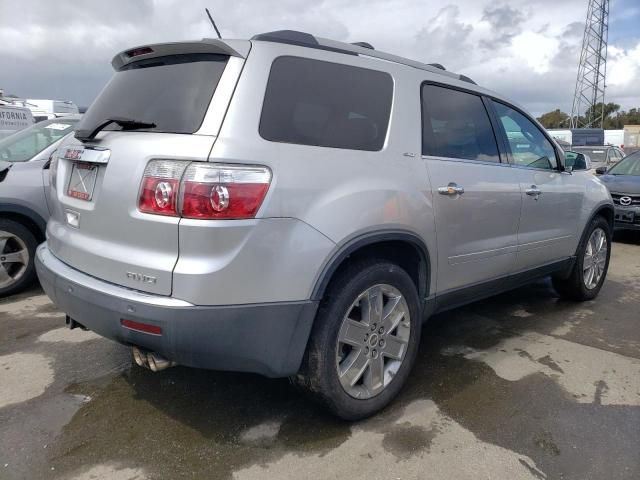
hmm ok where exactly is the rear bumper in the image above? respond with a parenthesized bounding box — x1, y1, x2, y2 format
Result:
(35, 243, 318, 377)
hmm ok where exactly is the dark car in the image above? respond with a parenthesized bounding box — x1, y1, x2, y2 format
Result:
(573, 145, 625, 171)
(596, 151, 640, 231)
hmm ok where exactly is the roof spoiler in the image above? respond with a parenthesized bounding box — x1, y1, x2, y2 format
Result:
(111, 39, 248, 71)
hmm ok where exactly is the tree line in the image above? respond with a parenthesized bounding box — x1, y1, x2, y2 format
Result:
(537, 103, 640, 129)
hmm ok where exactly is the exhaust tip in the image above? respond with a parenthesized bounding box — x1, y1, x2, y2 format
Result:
(147, 353, 159, 372)
(132, 347, 176, 372)
(146, 352, 176, 372)
(132, 347, 148, 368)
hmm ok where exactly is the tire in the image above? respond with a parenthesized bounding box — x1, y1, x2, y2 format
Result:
(295, 259, 422, 420)
(0, 219, 38, 297)
(552, 215, 611, 301)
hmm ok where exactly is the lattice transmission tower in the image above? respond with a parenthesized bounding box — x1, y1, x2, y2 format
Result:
(570, 0, 609, 128)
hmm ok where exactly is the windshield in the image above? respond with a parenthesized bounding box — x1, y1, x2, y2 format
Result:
(607, 152, 640, 176)
(76, 53, 228, 138)
(0, 118, 78, 162)
(572, 147, 607, 164)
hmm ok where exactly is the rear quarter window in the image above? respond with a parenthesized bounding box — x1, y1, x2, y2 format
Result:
(259, 56, 393, 151)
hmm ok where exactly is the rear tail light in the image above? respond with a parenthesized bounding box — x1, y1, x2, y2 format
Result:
(138, 161, 271, 220)
(181, 164, 271, 219)
(138, 160, 187, 216)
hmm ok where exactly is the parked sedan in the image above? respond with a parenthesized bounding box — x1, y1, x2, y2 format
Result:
(596, 151, 640, 231)
(0, 115, 80, 296)
(572, 145, 625, 171)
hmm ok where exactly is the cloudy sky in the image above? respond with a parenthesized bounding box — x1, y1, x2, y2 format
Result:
(1, 0, 639, 116)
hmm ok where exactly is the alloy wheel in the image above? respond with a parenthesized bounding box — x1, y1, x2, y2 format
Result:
(336, 284, 411, 399)
(583, 227, 608, 290)
(0, 231, 29, 289)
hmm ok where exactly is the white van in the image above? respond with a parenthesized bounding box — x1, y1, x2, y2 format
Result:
(547, 129, 572, 145)
(604, 130, 625, 150)
(0, 104, 35, 139)
(26, 99, 79, 119)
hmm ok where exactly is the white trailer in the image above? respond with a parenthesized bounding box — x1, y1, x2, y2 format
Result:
(547, 129, 572, 144)
(27, 99, 79, 117)
(604, 130, 625, 149)
(6, 98, 80, 122)
(0, 104, 35, 139)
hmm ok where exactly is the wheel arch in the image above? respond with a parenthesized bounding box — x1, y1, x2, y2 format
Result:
(310, 230, 431, 307)
(573, 203, 614, 258)
(592, 204, 614, 231)
(0, 203, 47, 243)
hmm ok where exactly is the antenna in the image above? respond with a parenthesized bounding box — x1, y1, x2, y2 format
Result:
(205, 8, 222, 39)
(570, 0, 609, 128)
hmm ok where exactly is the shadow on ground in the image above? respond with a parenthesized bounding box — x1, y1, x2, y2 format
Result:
(613, 229, 640, 246)
(48, 277, 640, 479)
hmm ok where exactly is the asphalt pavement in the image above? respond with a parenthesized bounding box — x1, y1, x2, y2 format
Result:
(1, 232, 639, 480)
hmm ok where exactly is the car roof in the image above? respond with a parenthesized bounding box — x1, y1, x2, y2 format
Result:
(114, 31, 475, 85)
(251, 30, 477, 86)
(112, 31, 527, 116)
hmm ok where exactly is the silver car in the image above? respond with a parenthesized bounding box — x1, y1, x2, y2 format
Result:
(0, 115, 79, 296)
(36, 32, 614, 419)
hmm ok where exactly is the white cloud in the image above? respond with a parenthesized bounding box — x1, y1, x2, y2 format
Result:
(608, 44, 640, 87)
(511, 32, 559, 74)
(0, 0, 638, 115)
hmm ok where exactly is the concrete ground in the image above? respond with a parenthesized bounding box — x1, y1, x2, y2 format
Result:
(0, 232, 638, 480)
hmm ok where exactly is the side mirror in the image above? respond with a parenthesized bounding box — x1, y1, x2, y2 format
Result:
(595, 166, 607, 175)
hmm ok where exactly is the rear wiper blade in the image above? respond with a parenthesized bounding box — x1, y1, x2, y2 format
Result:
(75, 116, 156, 142)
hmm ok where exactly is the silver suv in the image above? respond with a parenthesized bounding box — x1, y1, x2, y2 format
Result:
(36, 31, 614, 419)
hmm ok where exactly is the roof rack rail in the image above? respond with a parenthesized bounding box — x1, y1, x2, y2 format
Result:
(458, 75, 477, 85)
(352, 42, 374, 50)
(251, 30, 478, 86)
(251, 30, 356, 56)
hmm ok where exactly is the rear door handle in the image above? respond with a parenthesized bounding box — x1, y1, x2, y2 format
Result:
(525, 185, 542, 198)
(438, 183, 465, 196)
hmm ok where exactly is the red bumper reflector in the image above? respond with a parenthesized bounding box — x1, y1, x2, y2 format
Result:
(121, 319, 162, 335)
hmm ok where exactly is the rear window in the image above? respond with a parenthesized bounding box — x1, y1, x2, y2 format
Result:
(573, 147, 607, 163)
(76, 53, 228, 136)
(260, 56, 393, 151)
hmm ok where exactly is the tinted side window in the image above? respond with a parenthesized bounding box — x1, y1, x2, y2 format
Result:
(260, 57, 393, 151)
(492, 102, 557, 170)
(421, 84, 500, 163)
